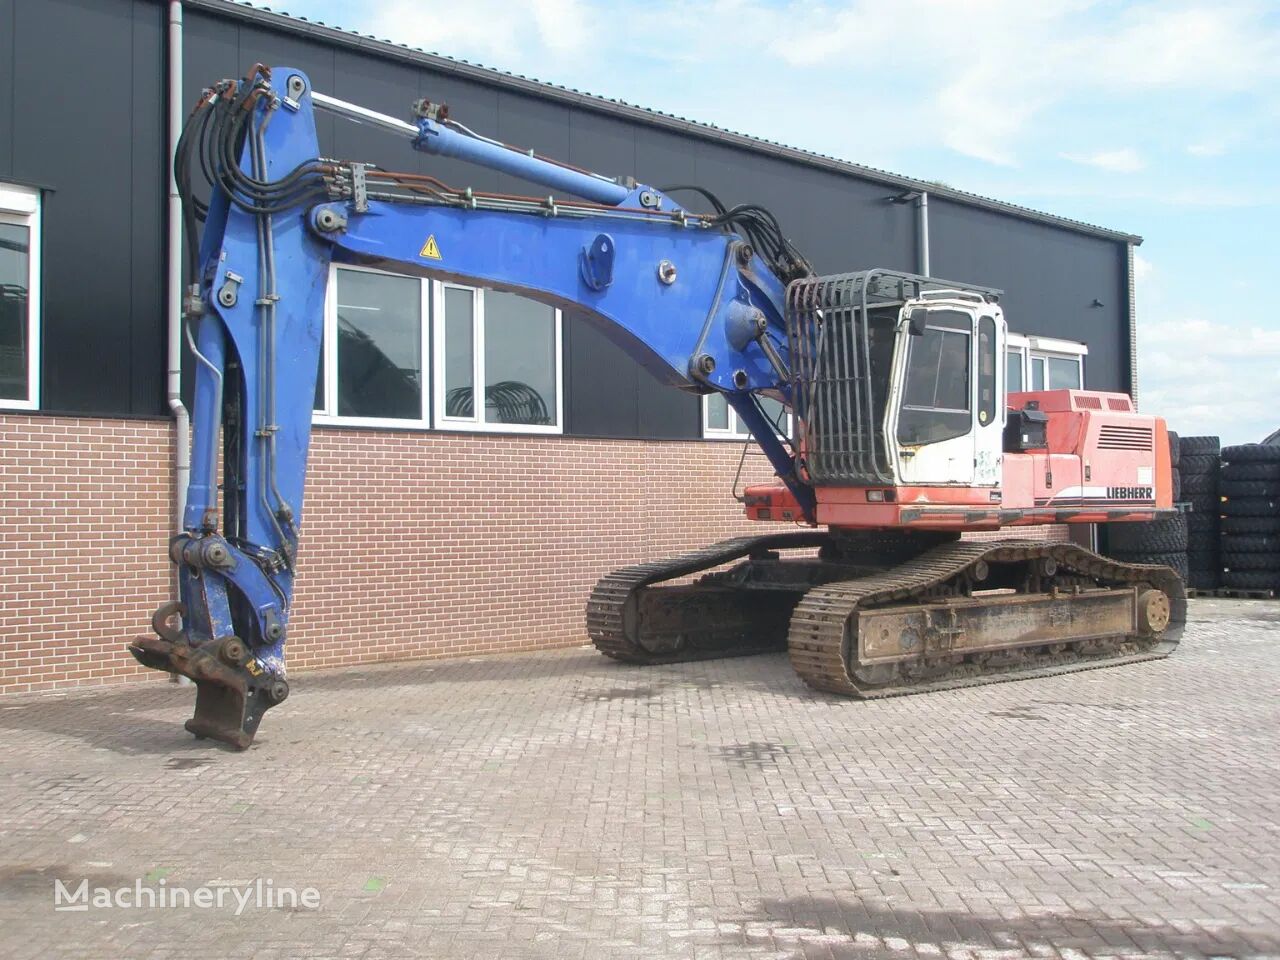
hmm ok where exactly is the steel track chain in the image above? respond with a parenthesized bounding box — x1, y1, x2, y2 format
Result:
(787, 539, 1186, 697)
(586, 531, 830, 663)
(587, 534, 1185, 696)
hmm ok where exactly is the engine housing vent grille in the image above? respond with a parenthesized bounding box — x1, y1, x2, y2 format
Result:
(1098, 424, 1153, 450)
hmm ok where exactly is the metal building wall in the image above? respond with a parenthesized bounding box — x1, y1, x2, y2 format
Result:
(0, 0, 1135, 428)
(928, 198, 1128, 391)
(1, 0, 166, 416)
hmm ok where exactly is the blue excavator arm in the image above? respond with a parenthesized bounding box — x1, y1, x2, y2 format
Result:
(129, 66, 814, 747)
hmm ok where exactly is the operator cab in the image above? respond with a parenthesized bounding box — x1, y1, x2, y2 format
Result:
(785, 268, 1005, 491)
(886, 292, 1006, 488)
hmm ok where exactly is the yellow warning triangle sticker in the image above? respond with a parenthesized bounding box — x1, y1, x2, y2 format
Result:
(419, 235, 442, 260)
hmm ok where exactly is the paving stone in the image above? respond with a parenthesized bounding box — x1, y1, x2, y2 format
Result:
(0, 599, 1277, 958)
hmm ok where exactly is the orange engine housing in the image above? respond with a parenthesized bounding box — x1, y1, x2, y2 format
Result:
(744, 389, 1172, 531)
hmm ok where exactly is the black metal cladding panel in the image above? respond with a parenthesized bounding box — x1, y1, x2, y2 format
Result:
(565, 315, 638, 437)
(10, 0, 166, 415)
(328, 52, 423, 179)
(927, 196, 1127, 393)
(0, 0, 14, 179)
(182, 6, 239, 114)
(564, 313, 700, 440)
(128, 3, 166, 416)
(634, 128, 699, 203)
(690, 141, 918, 276)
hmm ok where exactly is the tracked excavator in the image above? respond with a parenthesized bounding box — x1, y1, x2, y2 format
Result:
(130, 66, 1184, 748)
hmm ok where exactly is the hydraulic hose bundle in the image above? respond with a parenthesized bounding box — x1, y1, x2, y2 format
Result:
(174, 69, 331, 273)
(660, 185, 814, 283)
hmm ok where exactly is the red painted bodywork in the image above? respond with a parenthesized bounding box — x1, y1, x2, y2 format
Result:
(744, 389, 1173, 531)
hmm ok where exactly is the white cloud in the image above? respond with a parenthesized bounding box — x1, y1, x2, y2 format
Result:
(1136, 282, 1280, 443)
(1094, 4, 1280, 90)
(1061, 148, 1145, 173)
(308, 0, 1280, 173)
(709, 0, 1280, 166)
(362, 0, 595, 67)
(1133, 250, 1278, 444)
(1187, 141, 1226, 157)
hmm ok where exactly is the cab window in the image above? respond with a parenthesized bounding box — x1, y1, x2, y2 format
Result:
(897, 310, 971, 446)
(977, 316, 997, 427)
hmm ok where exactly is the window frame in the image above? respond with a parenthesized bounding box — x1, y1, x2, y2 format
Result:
(1006, 333, 1086, 393)
(431, 280, 564, 435)
(1032, 335, 1086, 390)
(0, 183, 41, 411)
(313, 262, 432, 428)
(701, 392, 792, 441)
(1006, 335, 1029, 394)
(1031, 354, 1047, 391)
(896, 321, 973, 446)
(977, 316, 998, 428)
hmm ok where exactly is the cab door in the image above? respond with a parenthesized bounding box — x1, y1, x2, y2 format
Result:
(888, 304, 976, 486)
(972, 310, 1006, 487)
(886, 301, 1006, 488)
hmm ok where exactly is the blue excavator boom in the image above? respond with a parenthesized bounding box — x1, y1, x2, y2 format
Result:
(129, 66, 810, 747)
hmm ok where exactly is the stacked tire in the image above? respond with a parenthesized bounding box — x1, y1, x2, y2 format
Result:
(1105, 511, 1188, 580)
(1103, 430, 1189, 577)
(1179, 436, 1222, 590)
(1220, 443, 1280, 593)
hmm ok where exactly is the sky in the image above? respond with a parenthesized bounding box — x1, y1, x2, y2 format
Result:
(281, 0, 1279, 444)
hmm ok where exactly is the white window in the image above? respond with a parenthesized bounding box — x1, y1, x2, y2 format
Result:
(1042, 354, 1083, 389)
(0, 183, 40, 410)
(703, 393, 791, 440)
(1006, 341, 1027, 394)
(432, 282, 563, 433)
(314, 264, 430, 426)
(1006, 334, 1085, 393)
(313, 268, 564, 432)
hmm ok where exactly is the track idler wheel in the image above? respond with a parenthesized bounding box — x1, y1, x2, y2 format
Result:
(1136, 588, 1171, 635)
(127, 602, 288, 750)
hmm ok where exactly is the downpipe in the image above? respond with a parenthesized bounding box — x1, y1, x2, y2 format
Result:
(917, 190, 930, 276)
(167, 0, 191, 535)
(167, 1, 192, 686)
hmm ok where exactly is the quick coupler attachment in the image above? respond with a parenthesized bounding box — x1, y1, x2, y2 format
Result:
(129, 602, 289, 750)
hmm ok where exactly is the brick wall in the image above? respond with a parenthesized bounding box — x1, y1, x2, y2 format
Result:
(0, 416, 175, 694)
(0, 414, 776, 693)
(290, 427, 777, 673)
(0, 414, 1068, 695)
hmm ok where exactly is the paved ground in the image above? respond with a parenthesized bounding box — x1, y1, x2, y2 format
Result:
(0, 598, 1277, 960)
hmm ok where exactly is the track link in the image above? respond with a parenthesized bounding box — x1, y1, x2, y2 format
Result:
(788, 539, 1186, 697)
